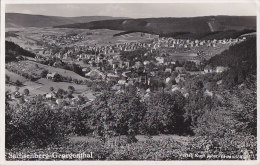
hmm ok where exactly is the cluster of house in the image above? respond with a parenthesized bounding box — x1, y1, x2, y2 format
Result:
(34, 30, 248, 67)
(156, 37, 247, 49)
(7, 88, 91, 109)
(30, 33, 241, 100)
(41, 33, 87, 47)
(203, 65, 229, 73)
(46, 72, 61, 81)
(80, 50, 195, 95)
(34, 48, 204, 97)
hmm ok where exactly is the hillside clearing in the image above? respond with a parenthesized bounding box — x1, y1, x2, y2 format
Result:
(6, 70, 95, 99)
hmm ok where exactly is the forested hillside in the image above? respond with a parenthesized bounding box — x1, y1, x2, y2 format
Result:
(6, 13, 126, 28)
(5, 41, 36, 62)
(56, 16, 256, 39)
(208, 37, 256, 87)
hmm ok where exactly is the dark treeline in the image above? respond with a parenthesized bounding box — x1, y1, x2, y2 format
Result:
(159, 29, 255, 40)
(208, 37, 256, 87)
(113, 30, 157, 37)
(6, 41, 36, 62)
(113, 29, 255, 40)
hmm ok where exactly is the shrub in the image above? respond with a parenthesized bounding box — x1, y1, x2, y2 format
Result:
(91, 91, 146, 141)
(5, 134, 257, 160)
(68, 85, 75, 93)
(5, 103, 67, 148)
(66, 106, 93, 136)
(142, 91, 186, 135)
(40, 69, 49, 78)
(23, 89, 29, 96)
(15, 80, 22, 86)
(5, 75, 10, 83)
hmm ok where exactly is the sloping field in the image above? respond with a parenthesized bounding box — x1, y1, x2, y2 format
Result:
(8, 60, 88, 81)
(6, 27, 156, 50)
(169, 52, 198, 60)
(6, 70, 27, 83)
(6, 70, 43, 96)
(80, 29, 156, 45)
(6, 70, 94, 99)
(33, 78, 95, 99)
(165, 43, 231, 61)
(6, 60, 95, 99)
(114, 32, 156, 43)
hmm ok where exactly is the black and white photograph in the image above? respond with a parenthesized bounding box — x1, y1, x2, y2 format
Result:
(2, 0, 258, 162)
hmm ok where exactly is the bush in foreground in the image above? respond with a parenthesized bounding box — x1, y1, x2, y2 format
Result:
(5, 103, 67, 149)
(6, 134, 256, 160)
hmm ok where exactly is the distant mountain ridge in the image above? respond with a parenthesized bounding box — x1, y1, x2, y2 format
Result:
(6, 13, 256, 39)
(55, 15, 256, 36)
(6, 13, 127, 28)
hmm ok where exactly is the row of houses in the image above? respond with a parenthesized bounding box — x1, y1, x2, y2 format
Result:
(154, 37, 247, 49)
(38, 32, 248, 67)
(204, 65, 229, 73)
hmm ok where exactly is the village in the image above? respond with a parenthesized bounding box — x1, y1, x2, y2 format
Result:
(5, 29, 247, 109)
(4, 3, 257, 160)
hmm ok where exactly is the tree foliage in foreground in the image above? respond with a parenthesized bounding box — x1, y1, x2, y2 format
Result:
(142, 91, 187, 135)
(91, 91, 146, 142)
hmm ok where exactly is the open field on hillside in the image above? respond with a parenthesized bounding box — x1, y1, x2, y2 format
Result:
(7, 60, 89, 81)
(5, 70, 27, 83)
(6, 71, 95, 99)
(168, 52, 198, 60)
(6, 61, 95, 99)
(6, 27, 158, 51)
(164, 43, 231, 61)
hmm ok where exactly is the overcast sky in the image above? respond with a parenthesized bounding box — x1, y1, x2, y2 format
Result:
(6, 3, 257, 18)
